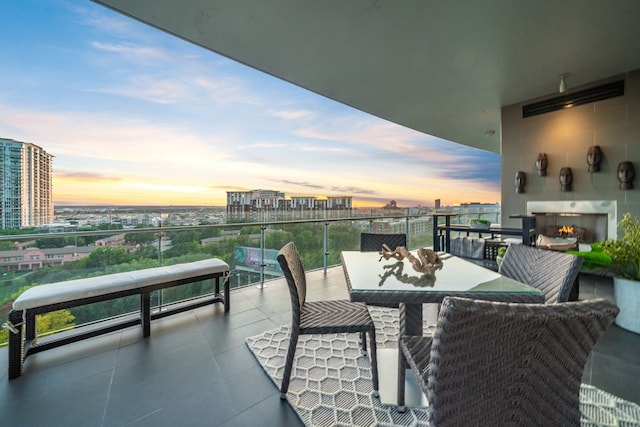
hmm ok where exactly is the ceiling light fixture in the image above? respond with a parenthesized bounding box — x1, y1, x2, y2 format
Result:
(559, 73, 569, 93)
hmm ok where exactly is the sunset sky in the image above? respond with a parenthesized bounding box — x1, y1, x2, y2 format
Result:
(0, 1, 501, 208)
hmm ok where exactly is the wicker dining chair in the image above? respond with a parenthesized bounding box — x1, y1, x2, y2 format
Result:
(360, 232, 407, 252)
(360, 233, 407, 308)
(397, 296, 619, 426)
(277, 242, 379, 399)
(498, 243, 583, 303)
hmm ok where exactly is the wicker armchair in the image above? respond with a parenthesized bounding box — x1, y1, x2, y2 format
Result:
(397, 297, 619, 425)
(498, 243, 583, 303)
(360, 232, 407, 252)
(277, 242, 379, 399)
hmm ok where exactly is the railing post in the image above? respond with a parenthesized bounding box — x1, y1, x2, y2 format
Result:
(405, 216, 410, 247)
(157, 222, 163, 310)
(257, 224, 267, 289)
(323, 221, 329, 274)
(157, 222, 163, 266)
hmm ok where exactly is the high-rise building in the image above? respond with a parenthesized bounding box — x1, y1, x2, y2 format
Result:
(1, 138, 54, 229)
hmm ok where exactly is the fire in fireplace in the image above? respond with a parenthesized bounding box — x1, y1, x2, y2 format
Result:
(558, 225, 574, 237)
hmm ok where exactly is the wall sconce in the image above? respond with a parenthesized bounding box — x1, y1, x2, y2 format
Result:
(535, 153, 547, 176)
(515, 171, 526, 193)
(618, 161, 635, 190)
(559, 167, 573, 192)
(587, 146, 603, 172)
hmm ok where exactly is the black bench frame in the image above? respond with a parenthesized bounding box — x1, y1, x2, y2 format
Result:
(8, 270, 228, 379)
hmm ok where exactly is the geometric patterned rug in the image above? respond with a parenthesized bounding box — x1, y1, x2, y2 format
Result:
(246, 307, 640, 427)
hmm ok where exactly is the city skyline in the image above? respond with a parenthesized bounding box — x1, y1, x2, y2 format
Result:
(1, 1, 501, 208)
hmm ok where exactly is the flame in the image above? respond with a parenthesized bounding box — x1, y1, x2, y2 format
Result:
(558, 225, 574, 235)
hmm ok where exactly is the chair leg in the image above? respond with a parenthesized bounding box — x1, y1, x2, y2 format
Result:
(280, 328, 299, 399)
(360, 331, 368, 356)
(368, 328, 379, 397)
(397, 344, 406, 412)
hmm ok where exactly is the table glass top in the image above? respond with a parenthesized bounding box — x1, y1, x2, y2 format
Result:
(341, 250, 541, 295)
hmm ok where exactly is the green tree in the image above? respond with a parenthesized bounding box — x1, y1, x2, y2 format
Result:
(136, 244, 159, 260)
(125, 231, 156, 245)
(35, 237, 83, 249)
(36, 310, 75, 335)
(164, 242, 201, 258)
(82, 247, 135, 269)
(166, 230, 200, 244)
(97, 223, 124, 230)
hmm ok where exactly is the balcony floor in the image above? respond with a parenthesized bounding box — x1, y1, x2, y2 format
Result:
(1, 266, 638, 426)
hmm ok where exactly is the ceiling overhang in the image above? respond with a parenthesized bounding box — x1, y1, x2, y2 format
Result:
(93, 0, 640, 154)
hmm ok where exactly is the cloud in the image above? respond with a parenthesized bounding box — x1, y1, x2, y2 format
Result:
(0, 104, 231, 170)
(91, 41, 172, 63)
(55, 170, 123, 181)
(294, 116, 466, 165)
(89, 75, 197, 104)
(267, 109, 315, 120)
(278, 180, 324, 190)
(329, 185, 377, 195)
(236, 142, 287, 150)
(72, 4, 136, 35)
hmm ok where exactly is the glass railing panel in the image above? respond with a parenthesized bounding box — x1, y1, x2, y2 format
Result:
(1, 211, 477, 346)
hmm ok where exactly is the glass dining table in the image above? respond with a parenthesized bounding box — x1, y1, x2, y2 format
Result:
(340, 249, 545, 405)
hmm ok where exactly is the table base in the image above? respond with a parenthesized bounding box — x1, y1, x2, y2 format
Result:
(377, 348, 428, 408)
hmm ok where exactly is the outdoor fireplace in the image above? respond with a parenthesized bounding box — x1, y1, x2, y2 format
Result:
(527, 200, 617, 244)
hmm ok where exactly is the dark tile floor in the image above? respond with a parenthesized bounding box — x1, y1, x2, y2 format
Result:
(0, 267, 638, 426)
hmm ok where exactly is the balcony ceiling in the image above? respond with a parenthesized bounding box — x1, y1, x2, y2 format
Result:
(93, 0, 640, 154)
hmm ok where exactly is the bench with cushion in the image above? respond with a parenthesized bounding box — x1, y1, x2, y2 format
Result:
(5, 258, 229, 379)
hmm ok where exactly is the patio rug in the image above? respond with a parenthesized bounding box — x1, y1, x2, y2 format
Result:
(246, 306, 640, 427)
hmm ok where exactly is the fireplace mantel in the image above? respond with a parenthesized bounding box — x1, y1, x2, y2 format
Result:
(526, 200, 617, 240)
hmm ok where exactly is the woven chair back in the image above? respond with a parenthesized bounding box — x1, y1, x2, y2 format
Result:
(427, 296, 619, 426)
(277, 242, 307, 312)
(360, 232, 407, 252)
(499, 243, 583, 303)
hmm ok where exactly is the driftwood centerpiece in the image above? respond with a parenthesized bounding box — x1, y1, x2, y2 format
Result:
(378, 244, 443, 274)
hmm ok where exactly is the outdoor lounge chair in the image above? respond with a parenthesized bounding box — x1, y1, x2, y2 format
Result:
(498, 243, 583, 303)
(397, 296, 619, 425)
(277, 242, 379, 399)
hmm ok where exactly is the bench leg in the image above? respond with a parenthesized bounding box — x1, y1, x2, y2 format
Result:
(8, 310, 24, 379)
(26, 311, 36, 340)
(141, 291, 151, 337)
(223, 275, 230, 313)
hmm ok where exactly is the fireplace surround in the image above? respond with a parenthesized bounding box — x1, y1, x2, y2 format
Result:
(527, 200, 617, 242)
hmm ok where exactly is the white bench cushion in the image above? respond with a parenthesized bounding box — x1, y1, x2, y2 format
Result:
(13, 258, 229, 311)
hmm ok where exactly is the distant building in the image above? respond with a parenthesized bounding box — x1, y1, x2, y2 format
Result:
(226, 189, 286, 220)
(0, 246, 93, 271)
(383, 200, 399, 209)
(226, 189, 352, 220)
(1, 138, 54, 229)
(95, 234, 126, 247)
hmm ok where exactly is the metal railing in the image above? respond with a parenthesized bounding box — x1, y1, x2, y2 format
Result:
(0, 209, 501, 345)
